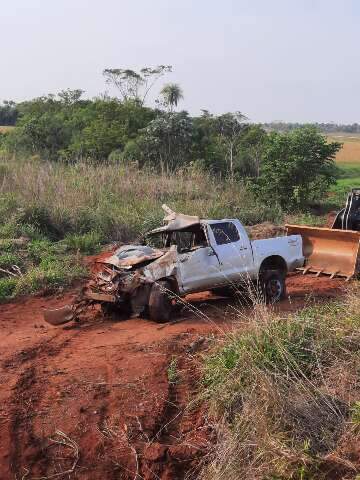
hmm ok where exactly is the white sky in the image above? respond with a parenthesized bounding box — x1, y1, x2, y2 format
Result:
(1, 0, 360, 122)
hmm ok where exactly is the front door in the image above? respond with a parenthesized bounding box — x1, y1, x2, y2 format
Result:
(178, 246, 222, 293)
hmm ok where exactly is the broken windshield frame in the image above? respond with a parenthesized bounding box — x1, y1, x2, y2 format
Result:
(144, 225, 209, 253)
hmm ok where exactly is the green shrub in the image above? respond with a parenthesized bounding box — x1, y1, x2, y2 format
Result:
(14, 258, 85, 295)
(0, 240, 17, 252)
(0, 252, 23, 269)
(0, 277, 17, 301)
(27, 239, 53, 263)
(250, 127, 341, 210)
(64, 231, 102, 254)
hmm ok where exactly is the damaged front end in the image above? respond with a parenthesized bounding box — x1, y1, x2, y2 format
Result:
(43, 204, 195, 325)
(85, 243, 178, 315)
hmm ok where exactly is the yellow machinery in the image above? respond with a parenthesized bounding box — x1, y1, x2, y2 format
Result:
(286, 224, 360, 280)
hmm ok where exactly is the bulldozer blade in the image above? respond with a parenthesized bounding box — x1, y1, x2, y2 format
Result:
(286, 224, 360, 279)
(43, 304, 75, 325)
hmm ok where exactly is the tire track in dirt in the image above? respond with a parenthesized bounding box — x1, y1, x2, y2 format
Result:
(0, 275, 345, 479)
(139, 336, 210, 480)
(4, 328, 85, 478)
(8, 364, 44, 476)
(2, 333, 71, 370)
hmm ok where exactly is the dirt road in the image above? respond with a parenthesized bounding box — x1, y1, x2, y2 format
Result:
(0, 275, 344, 479)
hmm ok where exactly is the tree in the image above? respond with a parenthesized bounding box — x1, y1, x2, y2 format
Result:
(127, 111, 193, 172)
(0, 101, 18, 125)
(191, 111, 227, 174)
(8, 91, 155, 161)
(58, 89, 84, 106)
(250, 126, 341, 209)
(237, 124, 267, 177)
(103, 65, 172, 105)
(160, 83, 184, 112)
(214, 112, 248, 179)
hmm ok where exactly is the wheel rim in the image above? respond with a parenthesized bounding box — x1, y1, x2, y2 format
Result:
(267, 278, 282, 302)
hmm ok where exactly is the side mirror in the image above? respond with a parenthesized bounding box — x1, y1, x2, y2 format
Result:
(207, 247, 215, 256)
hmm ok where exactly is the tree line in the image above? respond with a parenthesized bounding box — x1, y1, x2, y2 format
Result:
(0, 65, 342, 209)
(263, 121, 360, 134)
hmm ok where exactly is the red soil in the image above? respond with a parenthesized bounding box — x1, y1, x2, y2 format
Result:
(0, 273, 344, 479)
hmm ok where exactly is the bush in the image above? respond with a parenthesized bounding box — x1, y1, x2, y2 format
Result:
(251, 127, 341, 210)
(64, 232, 102, 254)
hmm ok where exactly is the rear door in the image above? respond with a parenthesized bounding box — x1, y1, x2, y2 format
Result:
(207, 221, 254, 283)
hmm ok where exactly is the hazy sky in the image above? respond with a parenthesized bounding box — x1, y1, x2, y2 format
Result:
(1, 0, 360, 122)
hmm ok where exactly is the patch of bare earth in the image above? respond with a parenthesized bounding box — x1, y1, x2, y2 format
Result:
(0, 273, 344, 479)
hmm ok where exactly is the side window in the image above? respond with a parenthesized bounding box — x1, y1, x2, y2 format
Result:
(210, 222, 240, 245)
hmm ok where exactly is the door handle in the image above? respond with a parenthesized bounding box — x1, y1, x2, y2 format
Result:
(180, 257, 188, 263)
(239, 247, 248, 251)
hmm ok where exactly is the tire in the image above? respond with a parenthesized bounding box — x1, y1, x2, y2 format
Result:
(259, 269, 286, 304)
(148, 280, 174, 323)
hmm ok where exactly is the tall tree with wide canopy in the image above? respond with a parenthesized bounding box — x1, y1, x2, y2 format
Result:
(103, 65, 172, 105)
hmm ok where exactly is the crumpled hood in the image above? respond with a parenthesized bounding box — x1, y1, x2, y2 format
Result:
(97, 244, 165, 269)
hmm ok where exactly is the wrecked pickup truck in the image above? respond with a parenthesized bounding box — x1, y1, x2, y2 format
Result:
(45, 206, 304, 325)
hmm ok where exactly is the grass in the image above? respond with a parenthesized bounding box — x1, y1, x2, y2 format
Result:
(329, 162, 360, 204)
(0, 155, 285, 300)
(328, 133, 360, 164)
(0, 236, 86, 302)
(199, 288, 360, 480)
(0, 156, 283, 242)
(285, 212, 328, 227)
(326, 132, 360, 204)
(0, 150, 358, 301)
(0, 126, 15, 133)
(167, 357, 179, 384)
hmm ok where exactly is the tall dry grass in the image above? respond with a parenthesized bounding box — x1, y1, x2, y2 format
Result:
(327, 135, 360, 163)
(198, 286, 360, 480)
(0, 156, 282, 241)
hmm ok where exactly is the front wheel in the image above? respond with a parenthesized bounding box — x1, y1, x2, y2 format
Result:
(148, 280, 174, 323)
(259, 269, 286, 304)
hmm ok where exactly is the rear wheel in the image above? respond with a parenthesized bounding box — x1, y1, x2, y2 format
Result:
(259, 269, 286, 304)
(148, 280, 174, 323)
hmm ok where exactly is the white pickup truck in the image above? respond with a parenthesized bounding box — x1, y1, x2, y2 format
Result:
(86, 206, 305, 322)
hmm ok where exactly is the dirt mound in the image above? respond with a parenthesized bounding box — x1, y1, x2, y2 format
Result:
(246, 222, 286, 240)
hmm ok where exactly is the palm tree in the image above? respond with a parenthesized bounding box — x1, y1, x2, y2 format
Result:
(160, 83, 184, 112)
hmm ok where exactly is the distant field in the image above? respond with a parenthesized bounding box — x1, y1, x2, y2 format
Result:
(0, 126, 15, 133)
(328, 132, 360, 163)
(326, 133, 360, 198)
